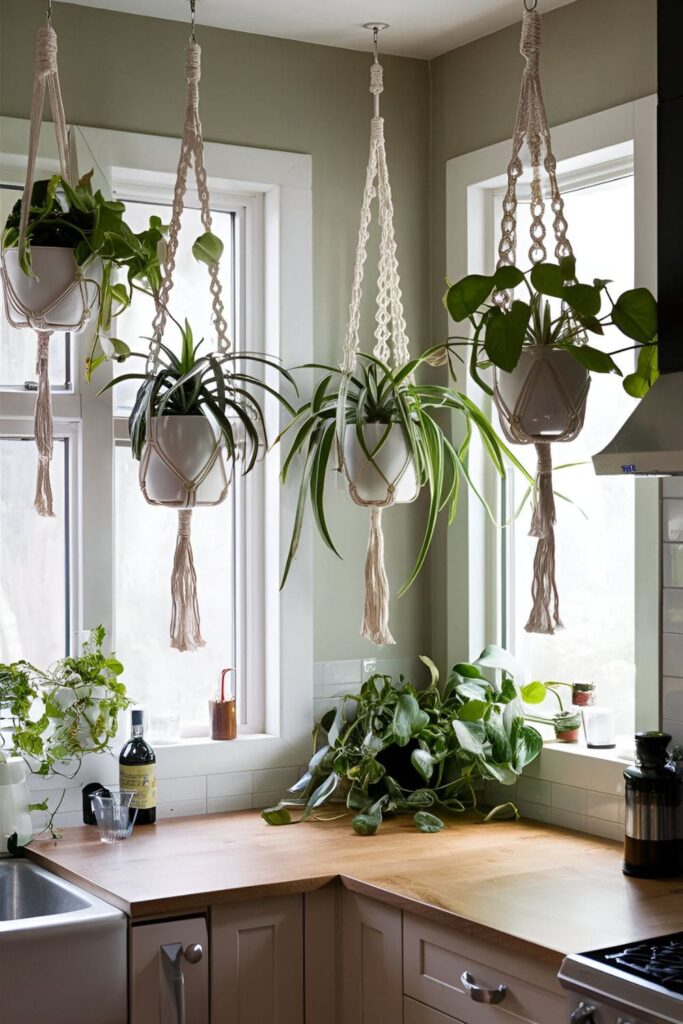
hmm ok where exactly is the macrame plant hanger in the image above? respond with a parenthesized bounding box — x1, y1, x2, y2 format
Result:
(0, 1, 86, 517)
(339, 25, 415, 647)
(493, 0, 584, 635)
(144, 0, 231, 652)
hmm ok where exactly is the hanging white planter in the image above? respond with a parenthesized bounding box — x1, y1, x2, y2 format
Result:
(139, 415, 230, 508)
(494, 347, 590, 445)
(343, 423, 418, 505)
(2, 247, 102, 334)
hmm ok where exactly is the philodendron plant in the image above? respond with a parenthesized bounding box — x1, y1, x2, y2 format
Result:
(444, 258, 658, 397)
(1, 173, 222, 380)
(520, 678, 582, 742)
(278, 349, 529, 592)
(261, 645, 543, 835)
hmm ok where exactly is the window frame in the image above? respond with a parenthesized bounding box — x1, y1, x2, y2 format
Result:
(442, 97, 660, 736)
(0, 117, 313, 769)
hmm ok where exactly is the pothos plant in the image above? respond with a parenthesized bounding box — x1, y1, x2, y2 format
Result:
(99, 318, 297, 465)
(444, 257, 659, 398)
(261, 645, 543, 835)
(0, 627, 130, 839)
(1, 173, 222, 380)
(278, 349, 531, 591)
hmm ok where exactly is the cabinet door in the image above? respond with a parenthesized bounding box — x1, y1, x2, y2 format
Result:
(404, 997, 465, 1024)
(341, 889, 403, 1024)
(130, 916, 209, 1024)
(211, 894, 304, 1024)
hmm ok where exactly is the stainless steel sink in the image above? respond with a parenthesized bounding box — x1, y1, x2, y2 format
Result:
(0, 858, 127, 1023)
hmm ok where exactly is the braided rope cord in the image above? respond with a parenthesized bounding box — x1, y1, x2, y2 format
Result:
(147, 40, 229, 373)
(496, 10, 573, 293)
(341, 60, 410, 374)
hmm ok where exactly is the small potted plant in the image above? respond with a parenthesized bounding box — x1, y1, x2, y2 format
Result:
(521, 679, 582, 743)
(261, 646, 543, 835)
(443, 258, 659, 409)
(278, 348, 529, 592)
(571, 681, 596, 708)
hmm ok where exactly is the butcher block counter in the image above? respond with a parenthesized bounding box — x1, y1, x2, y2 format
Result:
(26, 810, 683, 960)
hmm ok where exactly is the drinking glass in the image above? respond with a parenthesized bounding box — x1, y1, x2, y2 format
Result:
(91, 789, 137, 842)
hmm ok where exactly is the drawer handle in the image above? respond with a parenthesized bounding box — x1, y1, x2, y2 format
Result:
(461, 970, 507, 1005)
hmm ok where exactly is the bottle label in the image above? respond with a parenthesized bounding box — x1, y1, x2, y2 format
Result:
(120, 764, 157, 810)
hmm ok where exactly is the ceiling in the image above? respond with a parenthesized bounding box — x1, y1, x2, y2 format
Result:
(62, 0, 578, 59)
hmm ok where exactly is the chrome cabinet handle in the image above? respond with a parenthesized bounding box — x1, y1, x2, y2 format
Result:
(460, 970, 507, 1004)
(161, 943, 203, 1024)
(571, 1003, 597, 1024)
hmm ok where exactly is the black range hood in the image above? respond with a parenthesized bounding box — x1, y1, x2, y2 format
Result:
(593, 0, 683, 475)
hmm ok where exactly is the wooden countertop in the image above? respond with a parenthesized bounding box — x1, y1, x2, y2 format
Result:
(27, 811, 683, 959)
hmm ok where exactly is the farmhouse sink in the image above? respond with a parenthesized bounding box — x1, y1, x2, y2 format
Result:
(0, 858, 127, 1023)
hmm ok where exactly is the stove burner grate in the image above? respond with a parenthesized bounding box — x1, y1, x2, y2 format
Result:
(588, 932, 683, 996)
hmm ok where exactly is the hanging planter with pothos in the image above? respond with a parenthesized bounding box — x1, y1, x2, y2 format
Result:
(443, 2, 657, 636)
(278, 27, 525, 648)
(99, 6, 294, 652)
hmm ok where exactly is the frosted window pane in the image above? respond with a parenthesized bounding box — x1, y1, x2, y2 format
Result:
(114, 444, 236, 726)
(0, 437, 68, 664)
(504, 175, 636, 738)
(111, 200, 235, 415)
(0, 186, 69, 388)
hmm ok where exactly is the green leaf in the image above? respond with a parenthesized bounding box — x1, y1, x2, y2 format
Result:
(612, 288, 658, 344)
(261, 806, 293, 826)
(453, 719, 487, 756)
(624, 343, 659, 397)
(303, 771, 339, 818)
(414, 811, 444, 833)
(559, 255, 577, 281)
(511, 719, 544, 771)
(411, 748, 435, 783)
(352, 797, 387, 836)
(457, 699, 488, 722)
(562, 284, 601, 318)
(445, 274, 494, 321)
(474, 644, 521, 678)
(493, 266, 525, 290)
(453, 662, 487, 680)
(192, 231, 224, 267)
(393, 693, 429, 746)
(530, 263, 566, 298)
(520, 681, 547, 705)
(565, 344, 621, 375)
(483, 301, 530, 372)
(419, 655, 440, 689)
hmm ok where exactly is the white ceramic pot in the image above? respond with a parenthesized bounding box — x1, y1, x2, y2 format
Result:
(494, 347, 590, 444)
(140, 414, 230, 507)
(2, 246, 102, 333)
(343, 423, 419, 505)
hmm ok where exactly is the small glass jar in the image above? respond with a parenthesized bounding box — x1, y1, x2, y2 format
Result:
(572, 681, 596, 707)
(582, 706, 616, 749)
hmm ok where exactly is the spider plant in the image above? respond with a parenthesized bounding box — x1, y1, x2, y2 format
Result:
(99, 318, 297, 468)
(279, 347, 531, 591)
(444, 258, 658, 397)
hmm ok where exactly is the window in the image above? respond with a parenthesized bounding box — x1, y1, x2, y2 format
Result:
(0, 118, 313, 757)
(445, 98, 660, 743)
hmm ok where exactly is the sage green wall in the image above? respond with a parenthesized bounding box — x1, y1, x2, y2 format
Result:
(427, 0, 657, 668)
(0, 0, 431, 663)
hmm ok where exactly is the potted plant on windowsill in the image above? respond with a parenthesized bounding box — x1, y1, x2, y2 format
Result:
(520, 678, 582, 743)
(444, 258, 659, 409)
(261, 646, 543, 835)
(278, 348, 530, 596)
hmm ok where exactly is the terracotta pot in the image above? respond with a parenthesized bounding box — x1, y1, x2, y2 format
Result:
(2, 246, 102, 333)
(572, 682, 596, 708)
(343, 423, 419, 505)
(494, 347, 590, 444)
(140, 415, 230, 507)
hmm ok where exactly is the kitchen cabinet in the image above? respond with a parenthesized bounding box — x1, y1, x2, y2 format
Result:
(211, 893, 304, 1024)
(129, 915, 209, 1024)
(404, 997, 465, 1024)
(341, 889, 403, 1024)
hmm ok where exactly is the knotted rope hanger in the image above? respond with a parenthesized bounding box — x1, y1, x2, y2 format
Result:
(0, 8, 87, 517)
(494, 4, 580, 635)
(340, 26, 414, 647)
(145, 4, 231, 652)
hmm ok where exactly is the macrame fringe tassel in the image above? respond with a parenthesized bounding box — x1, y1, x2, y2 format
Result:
(525, 442, 562, 635)
(170, 509, 205, 652)
(34, 331, 54, 518)
(361, 507, 395, 646)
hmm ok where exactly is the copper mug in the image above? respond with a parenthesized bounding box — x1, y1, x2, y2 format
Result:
(209, 668, 237, 741)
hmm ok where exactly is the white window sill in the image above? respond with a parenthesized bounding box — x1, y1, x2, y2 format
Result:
(542, 736, 635, 764)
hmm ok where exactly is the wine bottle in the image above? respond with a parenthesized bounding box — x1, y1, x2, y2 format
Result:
(119, 709, 157, 825)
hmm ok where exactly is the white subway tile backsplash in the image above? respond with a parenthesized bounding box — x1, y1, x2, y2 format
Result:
(663, 499, 683, 541)
(552, 783, 587, 814)
(585, 816, 622, 842)
(663, 544, 683, 588)
(157, 775, 206, 804)
(252, 789, 291, 810)
(207, 795, 252, 814)
(550, 808, 586, 832)
(663, 719, 683, 748)
(207, 771, 253, 799)
(663, 589, 683, 633)
(663, 632, 683, 678)
(663, 677, 683, 723)
(517, 776, 552, 806)
(157, 799, 206, 819)
(253, 767, 299, 794)
(585, 790, 620, 822)
(518, 800, 553, 825)
(323, 659, 361, 686)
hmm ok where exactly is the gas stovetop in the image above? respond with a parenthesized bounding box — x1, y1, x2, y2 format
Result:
(559, 933, 683, 1024)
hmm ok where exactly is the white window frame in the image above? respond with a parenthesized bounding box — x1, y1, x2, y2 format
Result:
(0, 117, 314, 772)
(443, 97, 660, 737)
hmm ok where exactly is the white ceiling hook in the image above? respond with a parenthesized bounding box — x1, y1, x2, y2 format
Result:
(363, 22, 389, 62)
